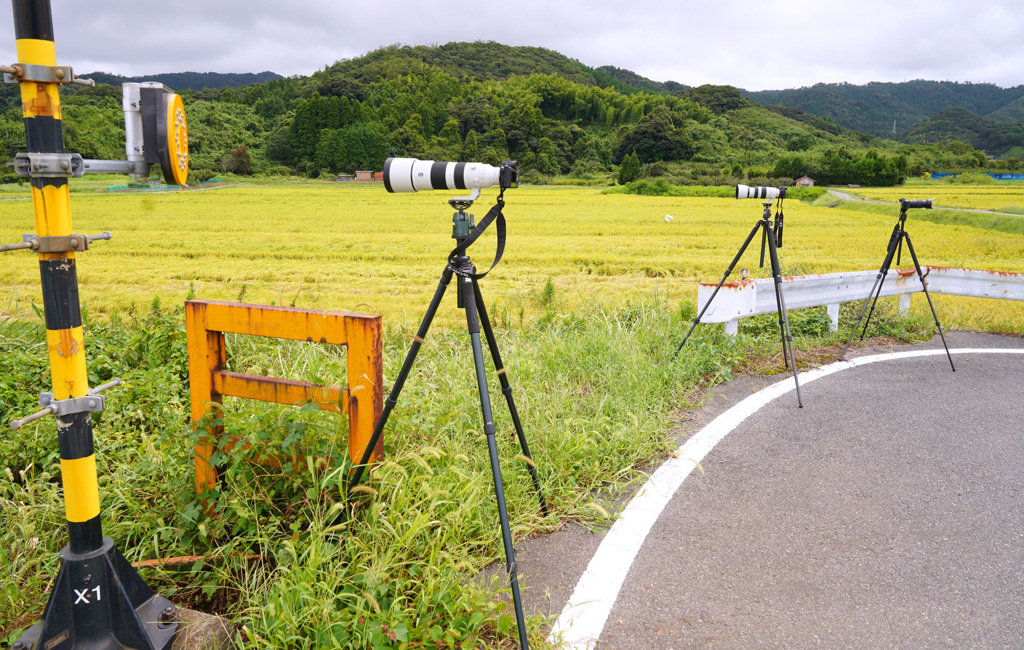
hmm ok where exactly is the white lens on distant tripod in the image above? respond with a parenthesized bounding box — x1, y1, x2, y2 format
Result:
(384, 157, 503, 193)
(736, 184, 780, 200)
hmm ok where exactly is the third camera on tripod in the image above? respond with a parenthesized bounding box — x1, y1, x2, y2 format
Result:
(736, 184, 787, 200)
(383, 157, 519, 194)
(900, 198, 933, 209)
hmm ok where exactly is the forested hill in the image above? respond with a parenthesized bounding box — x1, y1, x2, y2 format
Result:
(82, 71, 282, 91)
(899, 107, 1024, 153)
(315, 42, 646, 96)
(745, 80, 1024, 138)
(1, 42, 1019, 188)
(595, 66, 689, 95)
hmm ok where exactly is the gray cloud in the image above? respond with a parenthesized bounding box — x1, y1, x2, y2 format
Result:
(1, 0, 1021, 90)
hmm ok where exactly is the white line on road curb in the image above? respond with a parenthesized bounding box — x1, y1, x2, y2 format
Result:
(549, 348, 1024, 648)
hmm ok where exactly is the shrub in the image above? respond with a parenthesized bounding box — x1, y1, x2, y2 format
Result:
(618, 152, 641, 184)
(946, 172, 993, 184)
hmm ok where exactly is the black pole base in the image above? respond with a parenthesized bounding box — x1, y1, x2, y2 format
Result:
(13, 537, 178, 650)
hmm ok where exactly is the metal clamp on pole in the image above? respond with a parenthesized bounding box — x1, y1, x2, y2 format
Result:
(10, 378, 121, 430)
(0, 231, 112, 254)
(1, 62, 94, 86)
(11, 152, 84, 178)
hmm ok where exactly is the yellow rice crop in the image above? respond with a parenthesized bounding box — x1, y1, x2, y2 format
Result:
(1, 182, 1023, 332)
(851, 185, 1024, 213)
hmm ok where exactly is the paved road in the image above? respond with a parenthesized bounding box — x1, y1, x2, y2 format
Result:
(511, 332, 1024, 648)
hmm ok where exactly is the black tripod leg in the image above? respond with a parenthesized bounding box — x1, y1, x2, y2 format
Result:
(859, 225, 906, 341)
(840, 238, 898, 360)
(903, 234, 955, 371)
(759, 223, 768, 269)
(461, 274, 530, 649)
(766, 224, 789, 371)
(675, 221, 764, 356)
(347, 266, 454, 495)
(859, 276, 888, 342)
(840, 272, 885, 360)
(771, 266, 791, 371)
(473, 279, 549, 517)
(766, 227, 803, 408)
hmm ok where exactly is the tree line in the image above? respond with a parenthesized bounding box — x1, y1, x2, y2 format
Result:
(0, 43, 1015, 188)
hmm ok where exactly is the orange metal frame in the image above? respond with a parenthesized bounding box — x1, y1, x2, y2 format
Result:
(185, 300, 383, 493)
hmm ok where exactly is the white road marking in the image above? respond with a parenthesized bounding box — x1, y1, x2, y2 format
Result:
(549, 348, 1024, 648)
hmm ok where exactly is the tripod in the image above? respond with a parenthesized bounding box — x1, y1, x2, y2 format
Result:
(675, 197, 803, 407)
(347, 191, 547, 650)
(839, 199, 955, 370)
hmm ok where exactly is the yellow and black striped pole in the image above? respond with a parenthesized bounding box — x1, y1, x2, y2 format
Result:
(10, 1, 178, 648)
(15, 0, 101, 556)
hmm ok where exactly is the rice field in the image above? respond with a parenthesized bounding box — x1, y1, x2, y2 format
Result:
(1, 181, 1023, 333)
(850, 184, 1024, 214)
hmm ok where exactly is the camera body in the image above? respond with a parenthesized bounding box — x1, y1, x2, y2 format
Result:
(384, 157, 518, 193)
(737, 184, 786, 200)
(499, 160, 519, 190)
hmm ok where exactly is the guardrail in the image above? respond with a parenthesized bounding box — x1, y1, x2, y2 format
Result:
(185, 300, 383, 493)
(696, 266, 1024, 335)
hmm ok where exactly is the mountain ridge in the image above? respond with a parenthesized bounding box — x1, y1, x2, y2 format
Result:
(71, 46, 1023, 155)
(742, 80, 1024, 137)
(79, 70, 283, 91)
(1, 41, 1018, 188)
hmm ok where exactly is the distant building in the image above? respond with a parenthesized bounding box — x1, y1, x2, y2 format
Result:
(355, 170, 374, 181)
(794, 176, 815, 187)
(373, 170, 385, 181)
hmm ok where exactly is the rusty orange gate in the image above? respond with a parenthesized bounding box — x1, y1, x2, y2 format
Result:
(185, 300, 383, 493)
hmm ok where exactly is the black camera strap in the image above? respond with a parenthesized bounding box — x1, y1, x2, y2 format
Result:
(447, 191, 506, 279)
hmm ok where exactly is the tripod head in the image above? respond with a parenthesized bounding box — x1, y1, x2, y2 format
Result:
(449, 196, 475, 241)
(755, 191, 787, 262)
(442, 186, 509, 286)
(756, 189, 785, 221)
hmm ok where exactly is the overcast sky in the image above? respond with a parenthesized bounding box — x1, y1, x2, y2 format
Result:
(2, 0, 1021, 91)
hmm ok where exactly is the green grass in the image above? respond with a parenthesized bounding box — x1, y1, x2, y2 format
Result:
(0, 293, 714, 645)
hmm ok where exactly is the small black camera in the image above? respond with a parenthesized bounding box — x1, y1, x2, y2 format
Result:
(499, 160, 519, 190)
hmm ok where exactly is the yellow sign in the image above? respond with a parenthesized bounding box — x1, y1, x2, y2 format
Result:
(164, 93, 189, 185)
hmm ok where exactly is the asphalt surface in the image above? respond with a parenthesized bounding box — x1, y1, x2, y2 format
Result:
(511, 332, 1024, 649)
